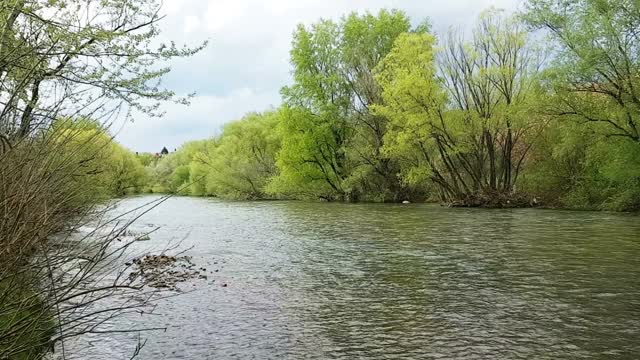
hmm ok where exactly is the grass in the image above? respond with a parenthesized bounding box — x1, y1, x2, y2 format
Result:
(0, 276, 56, 360)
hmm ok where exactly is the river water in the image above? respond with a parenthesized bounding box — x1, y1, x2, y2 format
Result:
(67, 195, 640, 359)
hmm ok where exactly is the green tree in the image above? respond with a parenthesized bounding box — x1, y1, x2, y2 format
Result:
(269, 106, 347, 200)
(142, 112, 281, 199)
(105, 143, 148, 196)
(523, 0, 640, 143)
(521, 119, 640, 211)
(208, 112, 281, 199)
(341, 10, 420, 201)
(276, 19, 352, 200)
(275, 10, 418, 201)
(0, 1, 204, 357)
(146, 140, 210, 194)
(373, 32, 446, 198)
(376, 11, 542, 205)
(137, 153, 157, 167)
(52, 120, 147, 199)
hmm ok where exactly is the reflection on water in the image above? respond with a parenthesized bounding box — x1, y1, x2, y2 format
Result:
(63, 196, 640, 359)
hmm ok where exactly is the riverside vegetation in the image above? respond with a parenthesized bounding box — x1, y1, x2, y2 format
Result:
(0, 0, 203, 358)
(1, 0, 639, 359)
(143, 3, 640, 211)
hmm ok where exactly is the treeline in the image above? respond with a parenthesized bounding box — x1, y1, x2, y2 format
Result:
(53, 119, 148, 198)
(145, 1, 640, 211)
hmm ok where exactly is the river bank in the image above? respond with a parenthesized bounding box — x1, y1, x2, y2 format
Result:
(137, 191, 640, 213)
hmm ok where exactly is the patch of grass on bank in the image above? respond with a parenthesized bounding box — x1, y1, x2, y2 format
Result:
(0, 277, 55, 360)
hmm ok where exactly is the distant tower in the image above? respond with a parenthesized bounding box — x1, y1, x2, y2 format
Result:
(160, 147, 169, 155)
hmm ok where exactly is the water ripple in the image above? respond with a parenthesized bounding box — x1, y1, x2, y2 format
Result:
(62, 197, 640, 359)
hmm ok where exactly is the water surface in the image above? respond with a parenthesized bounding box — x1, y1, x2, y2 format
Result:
(69, 196, 640, 359)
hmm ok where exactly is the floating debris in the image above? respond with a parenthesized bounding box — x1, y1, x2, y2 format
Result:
(116, 229, 152, 242)
(128, 255, 208, 291)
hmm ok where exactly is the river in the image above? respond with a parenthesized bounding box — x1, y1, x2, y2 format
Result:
(65, 195, 640, 359)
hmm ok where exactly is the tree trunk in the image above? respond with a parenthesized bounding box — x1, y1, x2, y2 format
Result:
(484, 129, 497, 191)
(18, 79, 41, 138)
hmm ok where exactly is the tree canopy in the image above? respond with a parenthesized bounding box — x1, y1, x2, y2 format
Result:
(135, 3, 640, 211)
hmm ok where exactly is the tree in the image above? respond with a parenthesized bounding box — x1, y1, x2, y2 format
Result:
(208, 112, 281, 199)
(275, 10, 418, 201)
(523, 0, 640, 143)
(376, 11, 542, 205)
(52, 118, 147, 199)
(340, 10, 419, 201)
(520, 118, 640, 211)
(270, 106, 348, 200)
(106, 143, 148, 196)
(276, 19, 352, 200)
(442, 10, 541, 196)
(0, 0, 205, 141)
(146, 140, 210, 194)
(373, 32, 448, 198)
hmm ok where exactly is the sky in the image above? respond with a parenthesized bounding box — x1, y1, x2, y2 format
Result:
(116, 0, 522, 153)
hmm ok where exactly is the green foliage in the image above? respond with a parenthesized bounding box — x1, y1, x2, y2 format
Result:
(1, 1, 204, 358)
(373, 32, 443, 188)
(0, 277, 55, 360)
(276, 19, 352, 200)
(144, 112, 281, 200)
(374, 11, 543, 206)
(521, 120, 640, 211)
(274, 10, 419, 201)
(135, 5, 639, 210)
(208, 112, 281, 199)
(519, 0, 640, 210)
(51, 119, 147, 201)
(1, 119, 146, 359)
(523, 0, 640, 142)
(269, 106, 348, 200)
(0, 0, 207, 139)
(137, 153, 157, 167)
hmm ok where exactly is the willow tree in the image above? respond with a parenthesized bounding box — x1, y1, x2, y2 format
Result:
(373, 32, 449, 198)
(274, 19, 351, 200)
(274, 10, 418, 201)
(207, 111, 281, 199)
(52, 119, 147, 198)
(376, 11, 541, 205)
(520, 0, 640, 210)
(524, 0, 640, 143)
(441, 11, 541, 197)
(340, 10, 421, 201)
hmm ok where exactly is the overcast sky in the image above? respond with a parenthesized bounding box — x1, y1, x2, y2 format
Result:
(116, 0, 522, 153)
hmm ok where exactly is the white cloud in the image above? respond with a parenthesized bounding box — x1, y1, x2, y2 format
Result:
(205, 0, 250, 32)
(162, 1, 184, 16)
(116, 88, 280, 152)
(183, 15, 201, 33)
